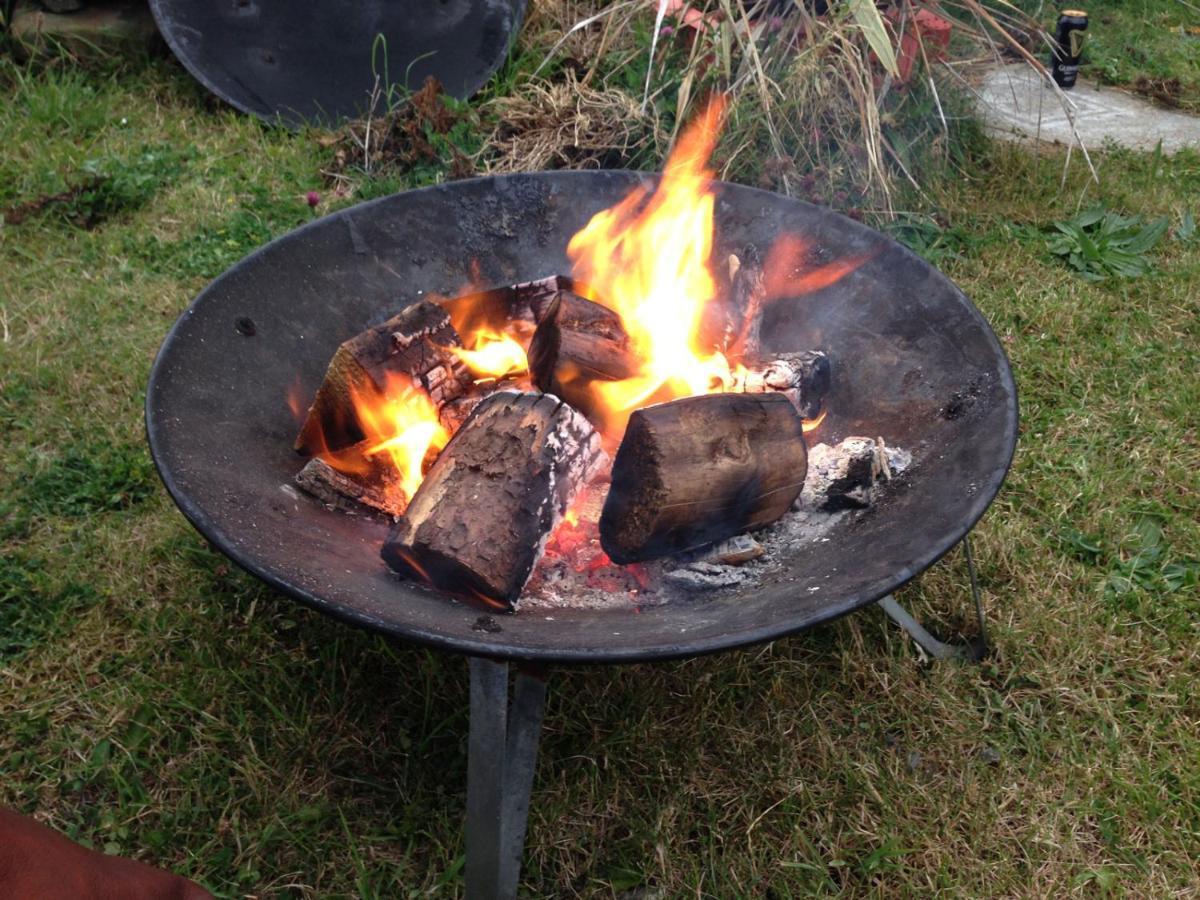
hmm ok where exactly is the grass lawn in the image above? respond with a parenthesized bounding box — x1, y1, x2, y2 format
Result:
(2, 5, 1199, 897)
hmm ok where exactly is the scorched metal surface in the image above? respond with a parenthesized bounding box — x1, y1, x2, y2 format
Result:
(145, 171, 1018, 663)
(148, 0, 527, 126)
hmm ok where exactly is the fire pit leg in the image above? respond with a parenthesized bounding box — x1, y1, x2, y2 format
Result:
(877, 537, 989, 662)
(466, 657, 548, 900)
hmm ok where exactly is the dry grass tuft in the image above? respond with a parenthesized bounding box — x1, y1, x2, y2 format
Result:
(504, 0, 1058, 214)
(479, 69, 665, 173)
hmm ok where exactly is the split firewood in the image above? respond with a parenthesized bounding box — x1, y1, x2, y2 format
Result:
(294, 454, 406, 516)
(741, 350, 832, 419)
(527, 290, 640, 421)
(437, 275, 570, 335)
(381, 391, 606, 608)
(294, 300, 473, 455)
(599, 392, 808, 564)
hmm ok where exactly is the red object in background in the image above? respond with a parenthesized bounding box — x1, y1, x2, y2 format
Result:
(890, 7, 954, 83)
(0, 808, 212, 900)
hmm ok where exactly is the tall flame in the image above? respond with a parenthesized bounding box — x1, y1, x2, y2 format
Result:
(567, 97, 735, 425)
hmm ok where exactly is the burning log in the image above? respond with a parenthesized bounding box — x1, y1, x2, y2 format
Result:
(527, 290, 640, 420)
(742, 350, 832, 420)
(294, 454, 406, 516)
(381, 391, 606, 608)
(294, 300, 472, 455)
(599, 392, 808, 564)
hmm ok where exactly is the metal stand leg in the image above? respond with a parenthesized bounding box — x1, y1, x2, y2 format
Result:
(878, 534, 989, 662)
(466, 657, 547, 900)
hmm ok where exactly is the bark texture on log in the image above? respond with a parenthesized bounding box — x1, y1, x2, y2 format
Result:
(600, 392, 808, 563)
(294, 300, 472, 455)
(528, 290, 640, 422)
(382, 391, 606, 607)
(294, 454, 406, 516)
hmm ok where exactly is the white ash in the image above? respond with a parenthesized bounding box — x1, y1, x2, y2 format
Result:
(665, 562, 750, 592)
(800, 436, 910, 511)
(660, 435, 912, 598)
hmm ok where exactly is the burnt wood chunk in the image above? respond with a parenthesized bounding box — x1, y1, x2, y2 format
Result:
(294, 300, 472, 456)
(381, 391, 606, 608)
(699, 247, 765, 359)
(599, 392, 808, 563)
(528, 291, 640, 421)
(743, 350, 831, 419)
(294, 453, 406, 517)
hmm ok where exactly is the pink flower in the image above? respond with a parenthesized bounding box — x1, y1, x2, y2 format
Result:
(305, 191, 320, 208)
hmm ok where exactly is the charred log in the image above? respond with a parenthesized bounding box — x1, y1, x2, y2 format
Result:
(382, 391, 606, 608)
(698, 247, 766, 359)
(528, 291, 640, 420)
(742, 350, 831, 419)
(294, 300, 472, 456)
(294, 453, 406, 517)
(599, 392, 808, 564)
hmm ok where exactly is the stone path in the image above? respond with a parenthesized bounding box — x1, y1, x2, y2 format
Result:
(975, 63, 1200, 154)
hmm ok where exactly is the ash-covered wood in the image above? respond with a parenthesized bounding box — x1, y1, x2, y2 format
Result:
(294, 454, 406, 516)
(742, 350, 831, 419)
(381, 391, 606, 608)
(799, 436, 913, 510)
(294, 300, 473, 456)
(528, 290, 640, 420)
(599, 392, 808, 564)
(680, 534, 765, 566)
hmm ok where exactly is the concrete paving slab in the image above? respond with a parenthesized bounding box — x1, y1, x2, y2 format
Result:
(976, 63, 1200, 154)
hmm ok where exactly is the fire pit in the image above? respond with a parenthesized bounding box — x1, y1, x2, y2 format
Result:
(147, 168, 1016, 896)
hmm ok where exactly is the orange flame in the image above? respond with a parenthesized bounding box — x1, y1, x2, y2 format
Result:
(448, 328, 529, 380)
(763, 233, 871, 302)
(563, 96, 869, 438)
(316, 371, 449, 505)
(801, 409, 827, 433)
(566, 97, 739, 428)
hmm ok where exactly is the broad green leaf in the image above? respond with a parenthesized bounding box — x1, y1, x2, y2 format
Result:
(1121, 217, 1168, 255)
(1178, 209, 1196, 242)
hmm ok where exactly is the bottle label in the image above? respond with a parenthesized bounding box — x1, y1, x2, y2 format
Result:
(1069, 30, 1086, 58)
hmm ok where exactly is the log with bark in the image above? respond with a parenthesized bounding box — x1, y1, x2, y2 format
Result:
(599, 392, 808, 564)
(294, 299, 473, 455)
(527, 290, 641, 423)
(381, 391, 606, 608)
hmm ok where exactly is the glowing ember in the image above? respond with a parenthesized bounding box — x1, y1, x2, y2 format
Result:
(319, 371, 449, 504)
(448, 328, 529, 380)
(801, 409, 827, 433)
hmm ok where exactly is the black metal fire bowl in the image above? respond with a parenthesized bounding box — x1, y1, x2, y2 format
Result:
(146, 171, 1018, 664)
(149, 0, 527, 127)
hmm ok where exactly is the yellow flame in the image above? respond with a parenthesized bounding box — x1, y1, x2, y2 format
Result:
(566, 97, 735, 429)
(801, 409, 827, 433)
(349, 372, 449, 502)
(448, 329, 529, 380)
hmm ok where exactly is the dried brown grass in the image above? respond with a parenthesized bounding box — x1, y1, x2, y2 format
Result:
(479, 69, 665, 173)
(488, 1, 1063, 214)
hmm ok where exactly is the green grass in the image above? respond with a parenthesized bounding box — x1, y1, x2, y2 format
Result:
(2, 15, 1200, 899)
(1013, 0, 1200, 111)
